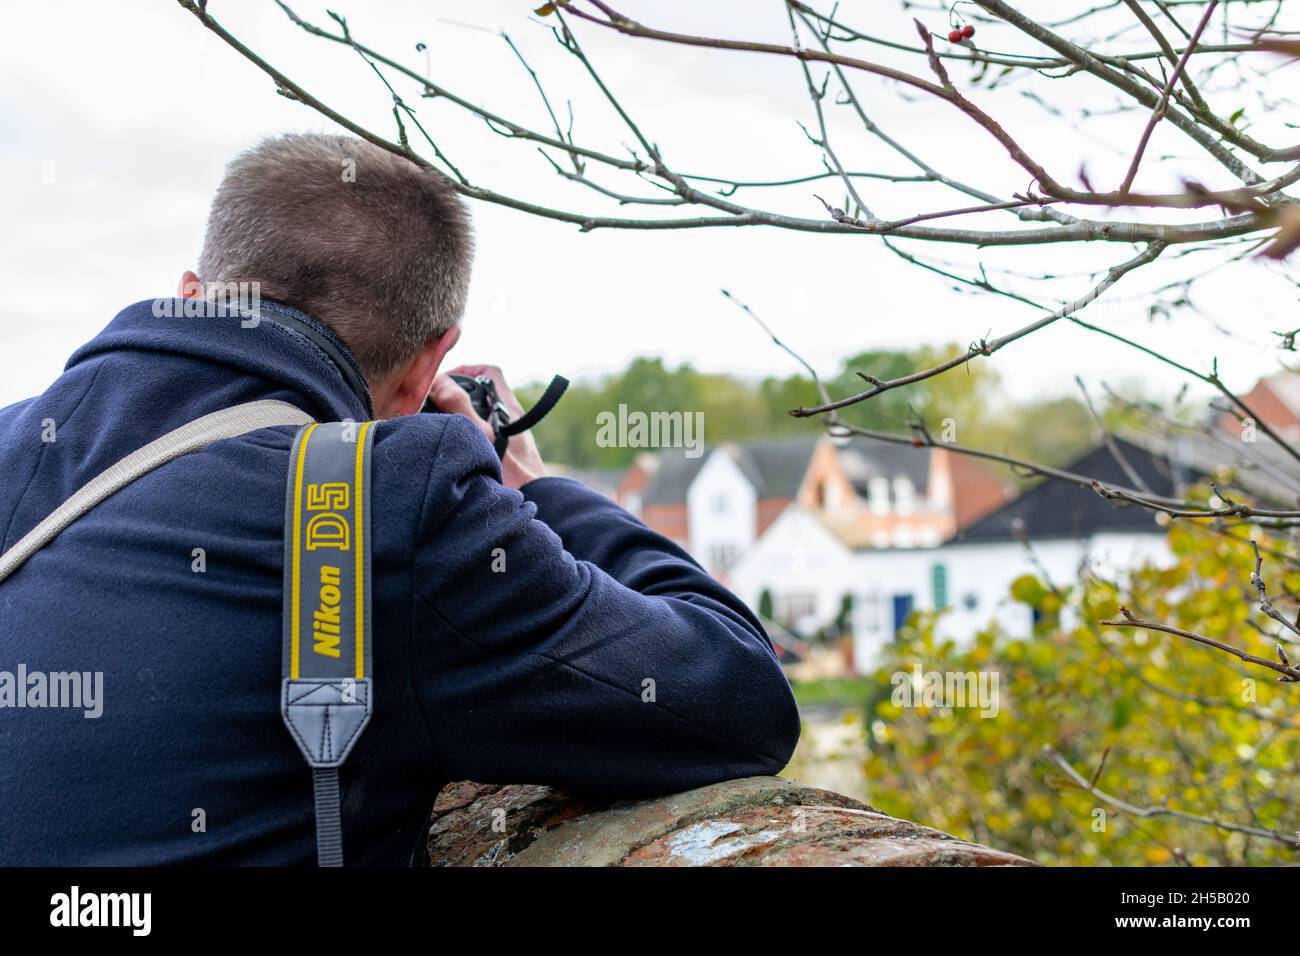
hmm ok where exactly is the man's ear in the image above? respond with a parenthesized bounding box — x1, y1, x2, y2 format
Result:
(177, 271, 202, 298)
(379, 324, 461, 418)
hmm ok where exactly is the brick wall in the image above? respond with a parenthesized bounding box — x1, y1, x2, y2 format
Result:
(425, 776, 1033, 867)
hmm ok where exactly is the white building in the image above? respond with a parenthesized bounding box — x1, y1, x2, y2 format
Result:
(686, 447, 760, 574)
(638, 437, 822, 576)
(639, 434, 1007, 579)
(731, 438, 1191, 673)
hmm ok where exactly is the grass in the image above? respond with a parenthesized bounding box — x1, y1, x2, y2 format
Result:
(791, 676, 876, 709)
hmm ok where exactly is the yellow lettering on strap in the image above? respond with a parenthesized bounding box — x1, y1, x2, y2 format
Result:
(290, 424, 319, 679)
(354, 421, 372, 679)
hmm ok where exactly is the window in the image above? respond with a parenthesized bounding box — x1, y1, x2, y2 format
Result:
(861, 591, 882, 632)
(712, 494, 729, 514)
(893, 477, 915, 515)
(775, 592, 817, 625)
(825, 481, 844, 514)
(868, 477, 890, 515)
(931, 563, 949, 609)
(709, 544, 738, 571)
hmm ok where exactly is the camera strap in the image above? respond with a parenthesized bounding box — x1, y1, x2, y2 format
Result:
(281, 419, 377, 867)
(499, 374, 568, 440)
(0, 397, 377, 867)
(255, 310, 374, 419)
(0, 401, 315, 585)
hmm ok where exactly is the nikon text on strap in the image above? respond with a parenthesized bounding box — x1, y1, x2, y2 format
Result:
(281, 420, 377, 867)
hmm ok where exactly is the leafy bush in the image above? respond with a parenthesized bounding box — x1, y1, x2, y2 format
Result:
(859, 523, 1299, 865)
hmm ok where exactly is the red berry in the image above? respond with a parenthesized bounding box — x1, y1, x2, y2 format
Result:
(962, 24, 975, 38)
(947, 28, 964, 42)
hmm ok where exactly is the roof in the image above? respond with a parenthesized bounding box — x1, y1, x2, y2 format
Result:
(561, 467, 624, 499)
(1136, 429, 1300, 508)
(641, 449, 709, 506)
(835, 435, 931, 496)
(640, 436, 818, 506)
(951, 437, 1197, 543)
(1263, 371, 1300, 420)
(734, 437, 820, 499)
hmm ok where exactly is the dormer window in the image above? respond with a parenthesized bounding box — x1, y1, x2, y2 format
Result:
(893, 477, 915, 515)
(868, 476, 890, 515)
(825, 481, 844, 514)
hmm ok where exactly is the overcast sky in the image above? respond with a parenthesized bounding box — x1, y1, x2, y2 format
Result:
(1, 0, 1297, 415)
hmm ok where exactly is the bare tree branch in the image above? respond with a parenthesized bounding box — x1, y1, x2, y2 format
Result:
(1119, 0, 1220, 193)
(1100, 605, 1300, 681)
(1042, 746, 1298, 845)
(791, 242, 1166, 416)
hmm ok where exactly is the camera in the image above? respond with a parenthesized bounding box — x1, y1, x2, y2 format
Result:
(449, 374, 511, 456)
(423, 373, 568, 460)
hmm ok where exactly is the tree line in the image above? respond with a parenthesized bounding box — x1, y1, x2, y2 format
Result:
(520, 345, 1132, 474)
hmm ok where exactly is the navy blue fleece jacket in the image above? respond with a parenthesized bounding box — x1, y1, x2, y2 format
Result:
(0, 298, 800, 865)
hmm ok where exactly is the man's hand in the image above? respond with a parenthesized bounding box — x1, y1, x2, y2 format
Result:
(427, 365, 546, 490)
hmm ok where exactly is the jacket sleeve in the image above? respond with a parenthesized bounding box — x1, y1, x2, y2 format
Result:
(409, 415, 801, 797)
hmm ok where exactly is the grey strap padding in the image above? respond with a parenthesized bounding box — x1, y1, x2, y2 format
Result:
(0, 400, 315, 585)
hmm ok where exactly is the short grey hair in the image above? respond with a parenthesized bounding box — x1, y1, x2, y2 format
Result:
(198, 132, 473, 380)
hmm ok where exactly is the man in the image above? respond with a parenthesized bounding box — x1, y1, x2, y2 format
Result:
(0, 133, 800, 865)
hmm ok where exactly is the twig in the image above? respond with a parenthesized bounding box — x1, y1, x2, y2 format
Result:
(1249, 541, 1300, 640)
(1120, 0, 1221, 193)
(1100, 606, 1300, 681)
(792, 242, 1166, 417)
(1042, 746, 1298, 845)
